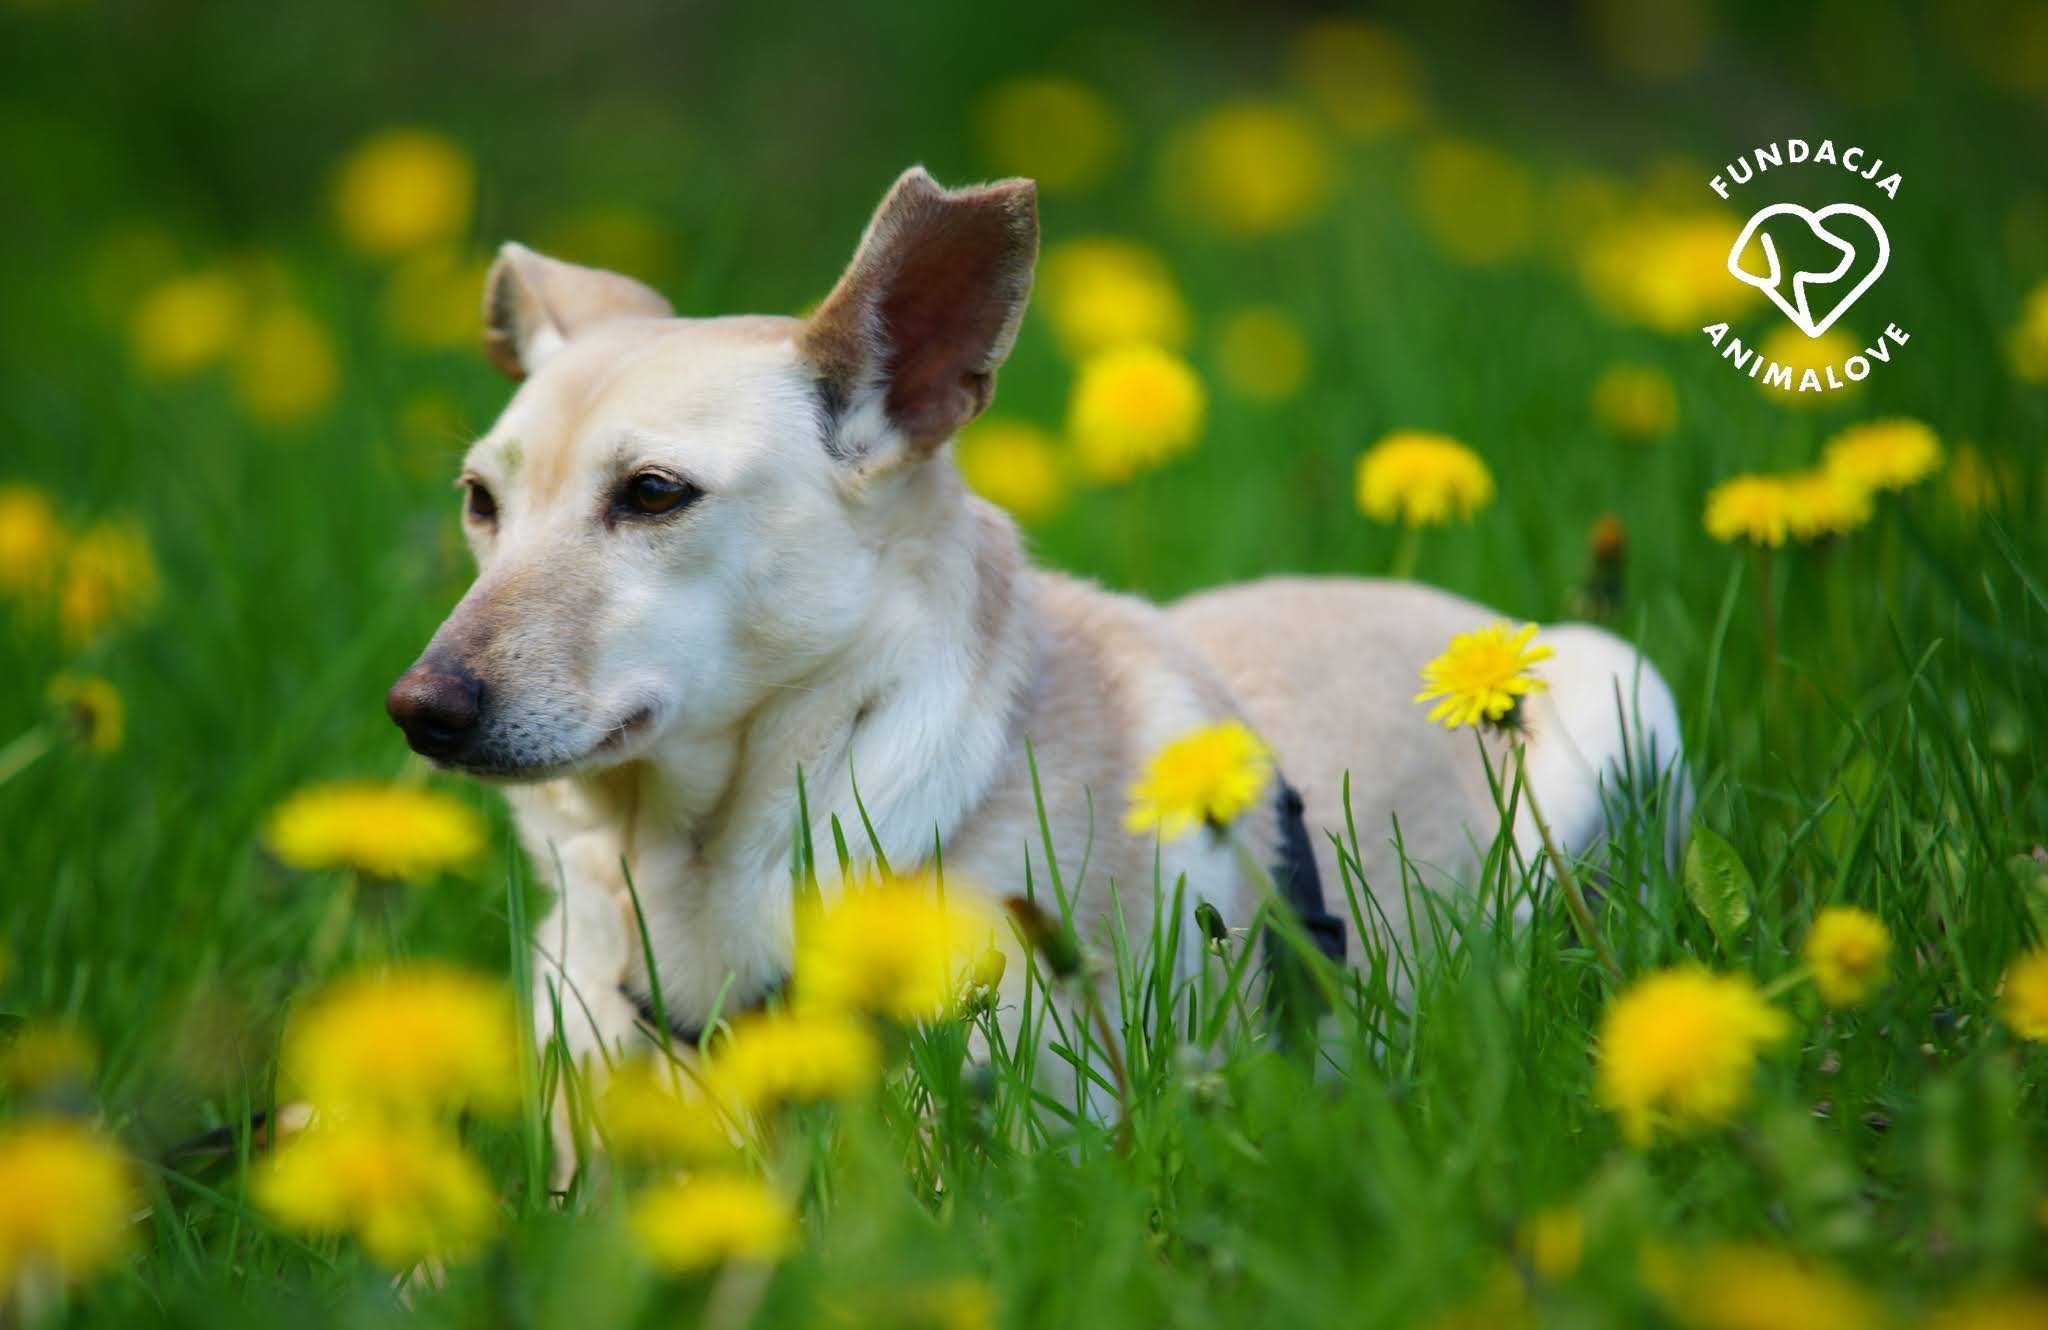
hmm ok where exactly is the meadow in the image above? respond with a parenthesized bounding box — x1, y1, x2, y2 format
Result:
(3, 1, 2047, 1326)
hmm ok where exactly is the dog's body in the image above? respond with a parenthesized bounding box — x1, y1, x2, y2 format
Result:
(387, 168, 1686, 1071)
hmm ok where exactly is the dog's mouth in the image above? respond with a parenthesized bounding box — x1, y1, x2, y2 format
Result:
(450, 704, 662, 784)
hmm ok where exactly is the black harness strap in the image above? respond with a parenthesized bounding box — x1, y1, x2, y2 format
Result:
(1264, 778, 1346, 1032)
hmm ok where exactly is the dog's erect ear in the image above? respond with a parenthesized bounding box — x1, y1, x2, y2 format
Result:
(801, 167, 1038, 461)
(481, 242, 675, 380)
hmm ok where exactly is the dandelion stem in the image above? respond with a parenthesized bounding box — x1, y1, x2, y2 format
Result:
(1390, 524, 1423, 580)
(0, 724, 54, 787)
(1755, 545, 1777, 683)
(1515, 741, 1623, 983)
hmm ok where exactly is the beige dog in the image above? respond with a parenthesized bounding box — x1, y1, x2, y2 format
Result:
(387, 167, 1685, 1071)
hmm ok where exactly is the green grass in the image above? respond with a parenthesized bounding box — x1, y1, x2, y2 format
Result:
(4, 1, 2047, 1326)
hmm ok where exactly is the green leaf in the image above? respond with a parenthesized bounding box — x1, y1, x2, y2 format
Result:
(1683, 821, 1754, 947)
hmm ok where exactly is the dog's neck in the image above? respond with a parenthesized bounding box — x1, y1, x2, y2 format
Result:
(566, 463, 1036, 1018)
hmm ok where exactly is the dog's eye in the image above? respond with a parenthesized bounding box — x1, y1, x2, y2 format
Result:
(620, 472, 700, 518)
(465, 481, 497, 524)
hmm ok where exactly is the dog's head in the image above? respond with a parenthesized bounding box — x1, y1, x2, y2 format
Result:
(386, 168, 1037, 779)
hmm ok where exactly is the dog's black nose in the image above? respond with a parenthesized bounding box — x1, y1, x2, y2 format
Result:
(386, 666, 483, 759)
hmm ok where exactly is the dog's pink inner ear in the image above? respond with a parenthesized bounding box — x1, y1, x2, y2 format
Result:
(482, 243, 675, 381)
(806, 168, 1038, 451)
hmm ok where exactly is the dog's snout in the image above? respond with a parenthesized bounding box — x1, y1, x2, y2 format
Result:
(386, 664, 484, 759)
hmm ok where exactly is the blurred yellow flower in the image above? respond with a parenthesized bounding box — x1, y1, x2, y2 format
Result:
(1215, 306, 1310, 403)
(955, 420, 1068, 525)
(974, 76, 1123, 195)
(1803, 906, 1890, 1008)
(1784, 468, 1874, 542)
(0, 1020, 97, 1094)
(1999, 945, 2048, 1042)
(281, 964, 519, 1118)
(1596, 967, 1788, 1145)
(1590, 364, 1679, 441)
(1758, 326, 1862, 407)
(1929, 1288, 2048, 1330)
(58, 518, 160, 647)
(47, 674, 124, 753)
(1068, 344, 1206, 484)
(233, 305, 340, 426)
(128, 269, 246, 377)
(1516, 1205, 1585, 1280)
(1543, 169, 1628, 259)
(1703, 474, 1798, 548)
(797, 876, 996, 1023)
(1414, 621, 1552, 732)
(1037, 239, 1190, 359)
(1947, 444, 2013, 518)
(0, 1119, 134, 1299)
(597, 1058, 734, 1162)
(264, 780, 484, 881)
(383, 247, 491, 349)
(1286, 18, 1424, 138)
(712, 1008, 880, 1111)
(1162, 102, 1334, 237)
(1126, 719, 1273, 841)
(541, 205, 683, 290)
(1822, 418, 1943, 493)
(254, 1119, 496, 1267)
(2007, 277, 2048, 382)
(331, 128, 475, 258)
(1354, 431, 1494, 527)
(629, 1172, 795, 1273)
(1411, 138, 1537, 265)
(1651, 1244, 1877, 1330)
(0, 484, 65, 598)
(1586, 0, 1716, 84)
(1582, 211, 1755, 333)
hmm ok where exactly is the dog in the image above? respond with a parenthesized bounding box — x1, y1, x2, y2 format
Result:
(386, 167, 1687, 1080)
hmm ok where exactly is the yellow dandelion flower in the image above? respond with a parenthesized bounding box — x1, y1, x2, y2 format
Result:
(1582, 210, 1756, 333)
(1037, 239, 1190, 360)
(1414, 621, 1552, 731)
(382, 246, 492, 349)
(127, 269, 246, 377)
(253, 1119, 496, 1268)
(1652, 1245, 1879, 1330)
(264, 780, 484, 881)
(45, 674, 124, 754)
(1822, 418, 1943, 493)
(1590, 364, 1679, 441)
(1516, 1205, 1585, 1281)
(1930, 1288, 2048, 1330)
(1354, 431, 1494, 528)
(1215, 306, 1310, 403)
(628, 1172, 795, 1273)
(1068, 344, 1206, 484)
(597, 1058, 735, 1163)
(1285, 18, 1425, 139)
(57, 518, 159, 647)
(1595, 967, 1789, 1146)
(2007, 277, 2048, 383)
(1947, 444, 2013, 519)
(1161, 102, 1334, 238)
(1784, 468, 1874, 543)
(233, 304, 340, 426)
(1411, 137, 1538, 265)
(1803, 906, 1891, 1008)
(0, 1121, 134, 1298)
(0, 1020, 97, 1094)
(330, 128, 475, 258)
(711, 1008, 881, 1112)
(1757, 326, 1862, 407)
(796, 876, 996, 1023)
(1703, 473, 1799, 548)
(281, 963, 519, 1118)
(955, 420, 1068, 525)
(1125, 719, 1273, 841)
(0, 484, 65, 599)
(1998, 945, 2048, 1042)
(973, 76, 1123, 196)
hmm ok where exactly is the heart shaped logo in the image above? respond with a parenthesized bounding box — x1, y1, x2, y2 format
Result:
(1727, 202, 1890, 339)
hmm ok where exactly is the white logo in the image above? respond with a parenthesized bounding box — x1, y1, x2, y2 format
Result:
(1727, 202, 1890, 339)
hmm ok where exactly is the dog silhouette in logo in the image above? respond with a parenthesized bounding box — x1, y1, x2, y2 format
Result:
(1727, 203, 1889, 339)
